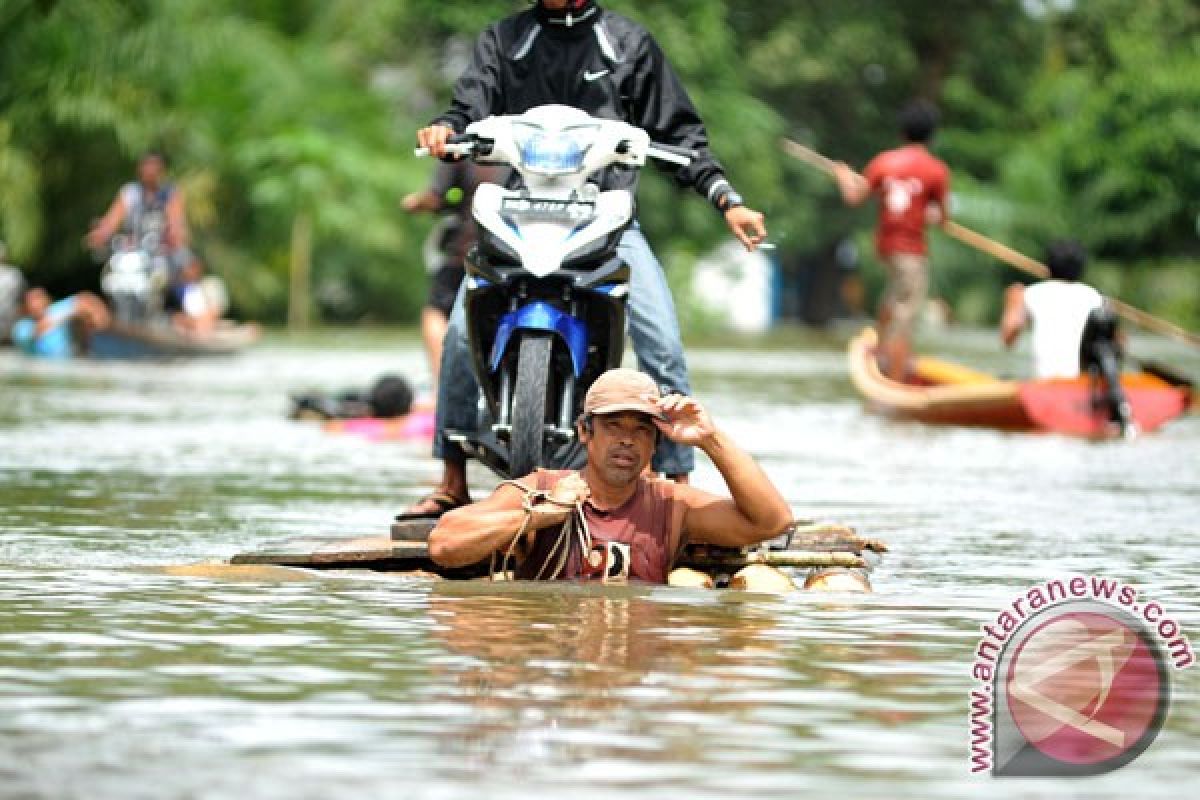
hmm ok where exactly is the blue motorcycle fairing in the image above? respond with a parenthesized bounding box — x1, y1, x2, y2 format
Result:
(489, 301, 589, 378)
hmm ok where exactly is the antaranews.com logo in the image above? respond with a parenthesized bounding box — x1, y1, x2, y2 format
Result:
(969, 575, 1193, 776)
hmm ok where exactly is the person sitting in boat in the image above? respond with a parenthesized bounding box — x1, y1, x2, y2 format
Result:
(165, 259, 227, 335)
(428, 368, 794, 583)
(1000, 240, 1107, 379)
(10, 287, 111, 358)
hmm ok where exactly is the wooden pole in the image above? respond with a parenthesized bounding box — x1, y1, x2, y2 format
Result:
(940, 220, 1048, 280)
(779, 137, 1200, 349)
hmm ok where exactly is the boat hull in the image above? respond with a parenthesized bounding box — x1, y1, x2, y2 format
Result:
(848, 328, 1190, 436)
(88, 322, 260, 359)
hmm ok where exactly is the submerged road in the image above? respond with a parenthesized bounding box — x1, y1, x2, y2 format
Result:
(1, 326, 1197, 798)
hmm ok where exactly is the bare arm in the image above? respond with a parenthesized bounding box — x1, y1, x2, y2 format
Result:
(926, 168, 950, 227)
(833, 162, 871, 207)
(165, 189, 189, 249)
(86, 195, 128, 249)
(1000, 283, 1027, 348)
(655, 396, 793, 549)
(427, 476, 588, 568)
(401, 190, 443, 213)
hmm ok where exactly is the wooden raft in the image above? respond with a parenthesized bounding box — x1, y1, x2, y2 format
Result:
(229, 520, 886, 578)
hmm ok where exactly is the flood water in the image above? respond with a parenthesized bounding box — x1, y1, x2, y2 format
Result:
(1, 326, 1197, 799)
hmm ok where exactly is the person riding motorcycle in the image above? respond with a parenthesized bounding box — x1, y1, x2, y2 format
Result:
(404, 0, 767, 518)
(86, 150, 202, 313)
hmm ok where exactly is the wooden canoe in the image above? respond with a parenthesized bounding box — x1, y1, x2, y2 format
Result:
(848, 328, 1191, 436)
(88, 321, 261, 359)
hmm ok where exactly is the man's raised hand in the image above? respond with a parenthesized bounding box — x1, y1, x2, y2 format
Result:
(653, 394, 716, 447)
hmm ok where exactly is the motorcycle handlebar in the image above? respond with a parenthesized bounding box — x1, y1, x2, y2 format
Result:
(415, 133, 484, 159)
(647, 142, 696, 166)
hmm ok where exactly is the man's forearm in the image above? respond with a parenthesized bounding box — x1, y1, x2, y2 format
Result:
(428, 505, 566, 567)
(836, 170, 869, 206)
(700, 430, 792, 534)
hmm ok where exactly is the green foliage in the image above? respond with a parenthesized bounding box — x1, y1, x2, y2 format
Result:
(1, 0, 1197, 328)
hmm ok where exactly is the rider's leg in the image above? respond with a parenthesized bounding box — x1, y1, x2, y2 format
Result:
(422, 263, 464, 394)
(407, 282, 475, 513)
(620, 225, 694, 480)
(422, 307, 449, 391)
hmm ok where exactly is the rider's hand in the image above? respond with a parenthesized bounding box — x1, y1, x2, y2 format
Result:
(416, 125, 456, 159)
(548, 473, 591, 508)
(85, 227, 107, 251)
(725, 206, 767, 252)
(653, 394, 717, 448)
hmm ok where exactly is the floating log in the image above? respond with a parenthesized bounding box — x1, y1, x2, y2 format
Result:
(729, 564, 797, 592)
(787, 522, 888, 554)
(680, 549, 865, 570)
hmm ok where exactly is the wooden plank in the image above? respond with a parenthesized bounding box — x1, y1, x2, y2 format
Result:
(231, 535, 871, 572)
(391, 519, 436, 542)
(390, 518, 880, 550)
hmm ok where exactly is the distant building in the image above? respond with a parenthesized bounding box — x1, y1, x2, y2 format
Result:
(690, 240, 778, 334)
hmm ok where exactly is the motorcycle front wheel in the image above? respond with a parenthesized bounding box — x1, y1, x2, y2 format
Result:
(508, 332, 553, 479)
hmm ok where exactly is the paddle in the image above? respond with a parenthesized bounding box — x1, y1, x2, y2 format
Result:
(779, 137, 1200, 350)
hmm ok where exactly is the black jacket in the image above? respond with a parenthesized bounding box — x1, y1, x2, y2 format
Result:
(432, 5, 735, 211)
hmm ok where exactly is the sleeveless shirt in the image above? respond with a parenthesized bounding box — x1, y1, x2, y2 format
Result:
(515, 469, 681, 583)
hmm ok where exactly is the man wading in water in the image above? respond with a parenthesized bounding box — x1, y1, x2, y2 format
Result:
(428, 369, 793, 583)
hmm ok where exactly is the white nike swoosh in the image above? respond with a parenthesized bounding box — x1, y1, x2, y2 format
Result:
(584, 70, 610, 81)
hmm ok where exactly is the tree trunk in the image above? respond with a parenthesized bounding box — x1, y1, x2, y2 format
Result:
(288, 211, 312, 329)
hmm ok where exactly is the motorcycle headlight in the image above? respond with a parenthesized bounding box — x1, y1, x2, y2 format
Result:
(514, 123, 596, 175)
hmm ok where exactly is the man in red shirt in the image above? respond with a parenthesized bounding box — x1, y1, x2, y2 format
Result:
(834, 101, 950, 380)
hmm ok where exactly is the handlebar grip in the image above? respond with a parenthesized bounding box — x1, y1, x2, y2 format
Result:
(413, 141, 480, 159)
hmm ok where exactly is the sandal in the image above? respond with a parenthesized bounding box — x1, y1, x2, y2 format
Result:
(395, 490, 470, 521)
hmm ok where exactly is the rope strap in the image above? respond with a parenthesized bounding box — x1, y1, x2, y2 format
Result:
(489, 477, 591, 582)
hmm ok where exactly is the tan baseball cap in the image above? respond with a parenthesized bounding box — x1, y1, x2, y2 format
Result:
(583, 368, 667, 421)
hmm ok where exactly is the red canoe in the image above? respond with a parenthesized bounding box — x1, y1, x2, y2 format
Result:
(848, 328, 1191, 437)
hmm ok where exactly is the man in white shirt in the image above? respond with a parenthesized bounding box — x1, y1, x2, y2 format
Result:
(1000, 240, 1104, 379)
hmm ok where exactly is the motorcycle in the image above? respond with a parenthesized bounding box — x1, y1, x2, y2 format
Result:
(100, 228, 170, 326)
(417, 104, 694, 478)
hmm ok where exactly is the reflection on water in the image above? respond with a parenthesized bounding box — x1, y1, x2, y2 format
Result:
(1, 327, 1198, 798)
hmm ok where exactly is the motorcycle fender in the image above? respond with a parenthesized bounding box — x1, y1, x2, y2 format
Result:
(489, 301, 588, 378)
